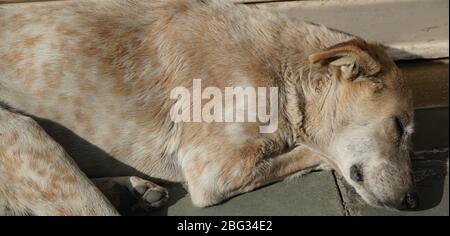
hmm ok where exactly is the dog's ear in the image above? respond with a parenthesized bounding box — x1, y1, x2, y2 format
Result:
(309, 39, 382, 79)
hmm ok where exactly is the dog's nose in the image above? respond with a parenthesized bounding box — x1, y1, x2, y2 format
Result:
(399, 191, 419, 210)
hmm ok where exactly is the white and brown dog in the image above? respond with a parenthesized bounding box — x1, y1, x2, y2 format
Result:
(0, 0, 417, 215)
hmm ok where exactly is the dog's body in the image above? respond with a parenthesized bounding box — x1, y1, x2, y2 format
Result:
(0, 0, 416, 215)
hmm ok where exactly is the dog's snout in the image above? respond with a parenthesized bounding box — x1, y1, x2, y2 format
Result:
(398, 191, 419, 210)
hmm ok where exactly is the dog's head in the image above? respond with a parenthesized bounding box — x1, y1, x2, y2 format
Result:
(304, 38, 416, 210)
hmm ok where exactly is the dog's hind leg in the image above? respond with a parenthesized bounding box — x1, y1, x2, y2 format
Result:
(0, 108, 119, 216)
(91, 176, 169, 213)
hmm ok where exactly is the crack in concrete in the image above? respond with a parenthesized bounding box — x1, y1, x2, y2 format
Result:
(332, 171, 351, 216)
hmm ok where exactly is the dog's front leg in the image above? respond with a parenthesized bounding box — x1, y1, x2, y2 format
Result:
(183, 145, 325, 207)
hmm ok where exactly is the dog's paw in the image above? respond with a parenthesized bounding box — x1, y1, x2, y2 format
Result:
(129, 177, 169, 212)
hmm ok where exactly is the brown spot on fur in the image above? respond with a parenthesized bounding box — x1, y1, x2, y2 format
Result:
(1, 131, 20, 148)
(5, 50, 25, 66)
(56, 25, 79, 37)
(50, 109, 62, 121)
(72, 97, 84, 108)
(37, 169, 47, 177)
(22, 192, 34, 202)
(19, 59, 37, 88)
(58, 94, 69, 102)
(74, 110, 87, 123)
(41, 63, 63, 89)
(34, 90, 50, 99)
(23, 178, 41, 192)
(42, 190, 57, 201)
(113, 80, 132, 96)
(9, 13, 25, 23)
(0, 155, 21, 176)
(79, 78, 98, 93)
(23, 35, 44, 49)
(49, 173, 62, 191)
(106, 104, 116, 114)
(28, 158, 40, 172)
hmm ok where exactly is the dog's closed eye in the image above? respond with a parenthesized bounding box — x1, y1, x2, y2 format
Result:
(394, 117, 404, 137)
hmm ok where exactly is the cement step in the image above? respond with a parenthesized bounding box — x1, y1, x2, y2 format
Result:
(239, 0, 449, 60)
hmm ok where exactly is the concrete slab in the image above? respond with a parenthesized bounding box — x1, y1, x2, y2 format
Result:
(256, 0, 449, 60)
(150, 171, 344, 216)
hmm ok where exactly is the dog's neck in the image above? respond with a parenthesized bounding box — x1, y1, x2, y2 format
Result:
(272, 21, 355, 146)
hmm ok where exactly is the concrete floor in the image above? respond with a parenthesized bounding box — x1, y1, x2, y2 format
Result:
(149, 107, 449, 216)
